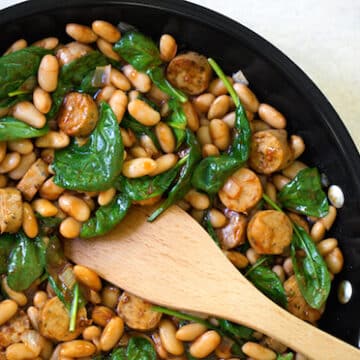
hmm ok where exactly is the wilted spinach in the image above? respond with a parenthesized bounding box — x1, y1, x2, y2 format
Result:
(149, 130, 201, 221)
(7, 232, 46, 291)
(48, 51, 108, 118)
(291, 223, 331, 309)
(191, 58, 251, 194)
(0, 117, 49, 141)
(217, 319, 253, 341)
(126, 337, 157, 360)
(277, 167, 329, 217)
(167, 98, 187, 147)
(262, 194, 331, 309)
(80, 192, 131, 238)
(53, 102, 123, 191)
(246, 264, 287, 308)
(277, 353, 294, 360)
(0, 234, 15, 273)
(0, 46, 50, 102)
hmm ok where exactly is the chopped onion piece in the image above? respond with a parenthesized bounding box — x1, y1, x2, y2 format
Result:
(328, 185, 344, 208)
(92, 64, 111, 88)
(232, 69, 249, 85)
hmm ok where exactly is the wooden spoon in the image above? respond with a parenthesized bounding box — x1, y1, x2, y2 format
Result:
(65, 205, 359, 359)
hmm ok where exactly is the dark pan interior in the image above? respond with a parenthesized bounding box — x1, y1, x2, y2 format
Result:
(0, 0, 359, 347)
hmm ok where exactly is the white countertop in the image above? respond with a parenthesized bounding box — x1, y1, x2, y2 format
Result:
(1, 0, 359, 150)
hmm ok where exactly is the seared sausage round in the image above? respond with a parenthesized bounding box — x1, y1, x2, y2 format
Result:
(284, 275, 321, 323)
(166, 52, 212, 95)
(249, 129, 293, 174)
(39, 296, 88, 341)
(0, 188, 22, 233)
(58, 92, 99, 137)
(219, 168, 263, 213)
(56, 42, 93, 66)
(247, 210, 293, 254)
(117, 292, 162, 331)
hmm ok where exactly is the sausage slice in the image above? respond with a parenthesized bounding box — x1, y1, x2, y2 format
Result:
(247, 210, 293, 254)
(249, 129, 293, 174)
(284, 275, 321, 323)
(219, 168, 263, 214)
(0, 188, 23, 233)
(17, 159, 49, 201)
(39, 296, 88, 342)
(117, 292, 162, 331)
(58, 92, 99, 137)
(166, 52, 212, 95)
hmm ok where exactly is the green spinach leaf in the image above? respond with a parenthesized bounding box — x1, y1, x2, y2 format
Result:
(277, 168, 329, 217)
(126, 337, 157, 360)
(80, 192, 131, 238)
(191, 58, 251, 194)
(108, 348, 127, 360)
(246, 265, 287, 308)
(0, 46, 50, 101)
(149, 130, 201, 221)
(0, 234, 15, 273)
(48, 51, 108, 118)
(113, 31, 162, 72)
(291, 223, 331, 309)
(277, 353, 294, 360)
(53, 102, 123, 191)
(7, 232, 45, 291)
(0, 117, 49, 141)
(217, 319, 253, 340)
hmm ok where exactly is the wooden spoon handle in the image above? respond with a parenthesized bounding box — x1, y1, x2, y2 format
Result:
(200, 269, 360, 360)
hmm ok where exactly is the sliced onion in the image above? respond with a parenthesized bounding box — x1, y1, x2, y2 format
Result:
(92, 64, 111, 88)
(21, 330, 44, 356)
(232, 69, 249, 86)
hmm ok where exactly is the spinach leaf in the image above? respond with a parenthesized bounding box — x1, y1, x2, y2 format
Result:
(149, 130, 201, 221)
(148, 66, 187, 103)
(0, 234, 15, 273)
(277, 354, 294, 360)
(217, 319, 253, 340)
(167, 98, 187, 147)
(291, 223, 331, 309)
(0, 93, 31, 111)
(113, 31, 162, 72)
(126, 337, 157, 360)
(48, 51, 108, 118)
(191, 58, 251, 194)
(277, 168, 329, 217)
(53, 102, 123, 191)
(116, 157, 185, 201)
(77, 70, 98, 95)
(121, 115, 159, 148)
(0, 46, 50, 101)
(7, 232, 45, 291)
(108, 348, 127, 360)
(80, 192, 131, 238)
(246, 265, 287, 308)
(0, 117, 49, 141)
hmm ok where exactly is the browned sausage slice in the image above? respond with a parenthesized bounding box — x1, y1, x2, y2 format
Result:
(0, 188, 23, 233)
(166, 52, 212, 95)
(249, 129, 293, 174)
(58, 92, 99, 137)
(39, 296, 88, 342)
(17, 159, 49, 201)
(247, 210, 293, 254)
(284, 275, 321, 323)
(56, 42, 93, 66)
(117, 292, 162, 331)
(218, 168, 263, 214)
(216, 210, 247, 249)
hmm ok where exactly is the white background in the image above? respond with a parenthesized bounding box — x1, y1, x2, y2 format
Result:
(1, 0, 359, 149)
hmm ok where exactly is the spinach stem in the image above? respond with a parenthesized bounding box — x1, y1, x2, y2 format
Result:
(69, 283, 79, 332)
(208, 58, 240, 107)
(262, 194, 283, 212)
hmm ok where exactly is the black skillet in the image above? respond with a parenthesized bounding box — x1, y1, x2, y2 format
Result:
(0, 0, 359, 348)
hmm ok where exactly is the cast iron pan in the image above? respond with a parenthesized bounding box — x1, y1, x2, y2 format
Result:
(0, 0, 359, 348)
